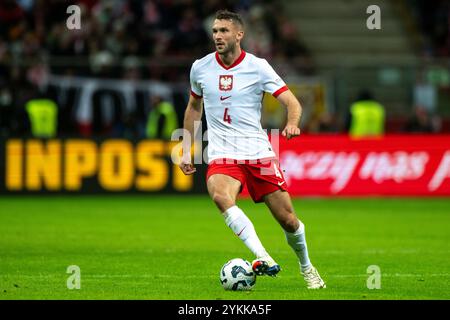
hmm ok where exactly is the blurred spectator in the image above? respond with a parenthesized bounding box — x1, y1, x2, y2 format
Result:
(278, 22, 314, 73)
(404, 106, 438, 133)
(146, 95, 178, 140)
(410, 0, 450, 57)
(90, 49, 115, 76)
(90, 89, 124, 137)
(7, 66, 40, 136)
(0, 1, 25, 38)
(413, 82, 437, 112)
(25, 97, 58, 138)
(170, 8, 208, 57)
(414, 72, 437, 113)
(241, 5, 273, 58)
(16, 0, 35, 13)
(261, 99, 286, 131)
(0, 82, 14, 137)
(265, 3, 315, 74)
(345, 90, 385, 138)
(122, 55, 141, 80)
(317, 112, 339, 133)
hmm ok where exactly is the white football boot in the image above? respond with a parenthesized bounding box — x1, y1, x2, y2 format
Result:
(301, 265, 326, 289)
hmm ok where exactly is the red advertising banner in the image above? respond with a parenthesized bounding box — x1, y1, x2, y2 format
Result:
(245, 135, 450, 196)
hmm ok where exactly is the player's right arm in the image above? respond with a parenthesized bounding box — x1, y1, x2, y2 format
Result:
(179, 94, 203, 175)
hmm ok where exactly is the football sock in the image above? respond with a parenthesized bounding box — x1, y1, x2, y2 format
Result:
(223, 205, 268, 259)
(284, 220, 312, 272)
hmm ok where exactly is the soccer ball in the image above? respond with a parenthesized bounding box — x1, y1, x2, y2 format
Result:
(219, 258, 256, 291)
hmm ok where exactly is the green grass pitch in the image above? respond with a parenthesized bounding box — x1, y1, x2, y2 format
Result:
(0, 195, 449, 300)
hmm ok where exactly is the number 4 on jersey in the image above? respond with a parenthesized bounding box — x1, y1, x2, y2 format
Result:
(223, 108, 232, 124)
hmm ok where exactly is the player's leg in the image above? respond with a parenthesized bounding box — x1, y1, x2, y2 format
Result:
(264, 190, 326, 288)
(207, 174, 269, 260)
(264, 190, 310, 268)
(207, 173, 241, 212)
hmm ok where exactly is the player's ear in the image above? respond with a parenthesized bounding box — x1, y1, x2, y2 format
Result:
(236, 30, 244, 41)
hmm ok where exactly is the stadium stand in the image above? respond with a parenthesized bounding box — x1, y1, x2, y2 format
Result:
(0, 0, 448, 137)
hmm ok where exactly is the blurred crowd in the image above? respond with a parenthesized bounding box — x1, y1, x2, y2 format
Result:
(0, 0, 313, 78)
(0, 0, 448, 139)
(0, 0, 314, 138)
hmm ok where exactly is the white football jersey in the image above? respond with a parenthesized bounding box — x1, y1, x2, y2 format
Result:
(190, 51, 288, 162)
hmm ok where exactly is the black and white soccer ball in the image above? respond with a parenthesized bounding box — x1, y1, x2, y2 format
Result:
(219, 258, 256, 291)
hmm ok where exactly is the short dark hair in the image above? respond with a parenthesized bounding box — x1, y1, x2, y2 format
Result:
(215, 10, 244, 29)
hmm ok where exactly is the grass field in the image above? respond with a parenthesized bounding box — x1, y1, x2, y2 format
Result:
(0, 195, 449, 300)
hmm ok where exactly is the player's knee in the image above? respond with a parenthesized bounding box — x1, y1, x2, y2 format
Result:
(282, 214, 299, 233)
(211, 192, 234, 211)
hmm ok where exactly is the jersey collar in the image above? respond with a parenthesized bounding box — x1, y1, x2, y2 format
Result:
(215, 50, 246, 70)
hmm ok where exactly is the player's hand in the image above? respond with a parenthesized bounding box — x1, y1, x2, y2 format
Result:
(282, 125, 301, 140)
(179, 153, 197, 175)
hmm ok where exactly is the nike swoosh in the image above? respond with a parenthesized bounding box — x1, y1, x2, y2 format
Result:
(278, 181, 285, 186)
(220, 96, 231, 101)
(237, 226, 246, 237)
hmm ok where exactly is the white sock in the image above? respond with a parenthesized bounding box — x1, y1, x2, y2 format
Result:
(223, 205, 268, 259)
(284, 220, 312, 272)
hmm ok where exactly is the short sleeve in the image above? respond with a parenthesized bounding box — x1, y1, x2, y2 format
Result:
(190, 61, 202, 98)
(259, 59, 288, 97)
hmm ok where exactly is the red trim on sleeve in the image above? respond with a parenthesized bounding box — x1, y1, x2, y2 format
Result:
(215, 50, 246, 70)
(272, 85, 289, 97)
(190, 90, 202, 99)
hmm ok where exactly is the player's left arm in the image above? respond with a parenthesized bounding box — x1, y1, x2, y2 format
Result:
(276, 89, 302, 140)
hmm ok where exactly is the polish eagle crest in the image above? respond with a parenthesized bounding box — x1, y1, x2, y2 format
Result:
(219, 75, 233, 91)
